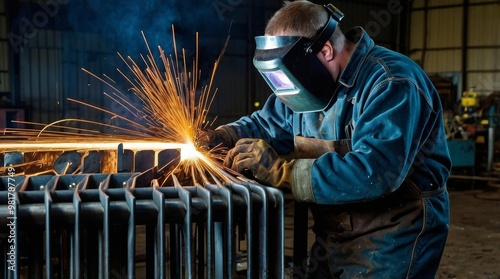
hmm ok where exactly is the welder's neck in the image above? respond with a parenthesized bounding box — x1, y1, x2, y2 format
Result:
(337, 40, 356, 79)
(342, 41, 356, 66)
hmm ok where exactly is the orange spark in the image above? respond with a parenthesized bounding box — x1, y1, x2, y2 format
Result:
(1, 25, 231, 185)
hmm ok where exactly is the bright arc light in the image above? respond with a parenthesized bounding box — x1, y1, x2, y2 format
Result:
(180, 142, 201, 161)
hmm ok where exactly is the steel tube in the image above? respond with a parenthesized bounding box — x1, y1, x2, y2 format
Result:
(0, 173, 284, 278)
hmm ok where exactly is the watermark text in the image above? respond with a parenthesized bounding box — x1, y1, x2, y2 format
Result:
(6, 166, 17, 272)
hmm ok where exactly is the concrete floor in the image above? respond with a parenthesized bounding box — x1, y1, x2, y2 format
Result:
(436, 186, 500, 279)
(284, 184, 500, 279)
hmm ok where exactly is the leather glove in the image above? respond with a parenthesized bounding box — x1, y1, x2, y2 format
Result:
(197, 126, 236, 149)
(224, 138, 295, 190)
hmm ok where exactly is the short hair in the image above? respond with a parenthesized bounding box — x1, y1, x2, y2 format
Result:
(265, 0, 345, 52)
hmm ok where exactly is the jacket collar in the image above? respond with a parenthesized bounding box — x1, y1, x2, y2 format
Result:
(338, 27, 375, 88)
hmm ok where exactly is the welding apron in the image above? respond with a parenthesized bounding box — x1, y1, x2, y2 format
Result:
(292, 136, 449, 279)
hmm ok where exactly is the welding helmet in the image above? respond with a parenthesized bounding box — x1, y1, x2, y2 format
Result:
(253, 4, 344, 113)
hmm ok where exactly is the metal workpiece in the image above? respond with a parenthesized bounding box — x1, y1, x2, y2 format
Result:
(1, 145, 182, 176)
(0, 169, 285, 278)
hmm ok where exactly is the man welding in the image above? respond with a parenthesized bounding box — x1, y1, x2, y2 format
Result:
(203, 1, 451, 278)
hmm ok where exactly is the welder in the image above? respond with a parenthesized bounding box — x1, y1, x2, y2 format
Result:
(203, 1, 451, 278)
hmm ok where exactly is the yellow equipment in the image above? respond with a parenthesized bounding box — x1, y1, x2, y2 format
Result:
(461, 90, 478, 111)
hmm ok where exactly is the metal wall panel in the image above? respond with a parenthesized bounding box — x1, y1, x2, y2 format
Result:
(469, 0, 499, 3)
(468, 4, 500, 46)
(468, 72, 500, 92)
(209, 0, 276, 125)
(19, 29, 117, 125)
(0, 0, 8, 94)
(433, 0, 464, 6)
(409, 10, 425, 53)
(422, 50, 463, 73)
(465, 1, 500, 92)
(426, 7, 462, 49)
(0, 52, 7, 93)
(413, 0, 464, 8)
(412, 8, 462, 73)
(409, 6, 463, 72)
(325, 1, 399, 48)
(410, 1, 500, 93)
(468, 49, 500, 71)
(211, 52, 249, 124)
(468, 48, 500, 91)
(0, 10, 5, 36)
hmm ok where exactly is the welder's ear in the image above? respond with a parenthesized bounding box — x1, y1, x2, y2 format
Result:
(318, 40, 334, 62)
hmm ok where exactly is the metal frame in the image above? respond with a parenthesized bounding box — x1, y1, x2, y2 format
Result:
(0, 172, 285, 279)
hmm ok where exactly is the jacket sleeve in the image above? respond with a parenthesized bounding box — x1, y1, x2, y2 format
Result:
(221, 94, 295, 155)
(292, 79, 449, 204)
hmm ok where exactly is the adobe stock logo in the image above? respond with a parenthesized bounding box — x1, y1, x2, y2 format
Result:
(365, 0, 404, 38)
(8, 0, 71, 54)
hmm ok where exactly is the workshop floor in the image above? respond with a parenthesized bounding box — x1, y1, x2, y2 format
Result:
(284, 183, 500, 279)
(436, 185, 500, 279)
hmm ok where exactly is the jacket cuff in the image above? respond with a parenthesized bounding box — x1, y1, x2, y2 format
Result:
(291, 159, 316, 202)
(215, 125, 239, 148)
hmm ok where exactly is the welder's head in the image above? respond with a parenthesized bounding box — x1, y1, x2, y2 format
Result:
(265, 0, 330, 38)
(253, 1, 344, 113)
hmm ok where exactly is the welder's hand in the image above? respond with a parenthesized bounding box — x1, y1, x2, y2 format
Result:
(224, 138, 294, 190)
(198, 129, 224, 149)
(197, 127, 234, 149)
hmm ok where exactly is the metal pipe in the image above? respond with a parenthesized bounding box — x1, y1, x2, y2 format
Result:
(0, 173, 284, 278)
(98, 185, 110, 279)
(462, 0, 469, 92)
(204, 183, 233, 279)
(195, 185, 213, 278)
(44, 187, 53, 279)
(245, 182, 269, 278)
(124, 188, 136, 279)
(72, 189, 82, 279)
(0, 141, 190, 152)
(152, 182, 165, 279)
(176, 181, 193, 278)
(227, 182, 253, 278)
(411, 0, 499, 11)
(488, 126, 495, 171)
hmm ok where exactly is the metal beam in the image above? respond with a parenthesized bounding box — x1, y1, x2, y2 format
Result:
(411, 0, 500, 11)
(398, 0, 411, 55)
(462, 0, 469, 91)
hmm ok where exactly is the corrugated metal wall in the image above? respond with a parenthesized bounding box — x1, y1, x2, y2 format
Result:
(0, 0, 8, 94)
(330, 0, 402, 49)
(467, 2, 500, 94)
(210, 0, 281, 126)
(19, 30, 117, 125)
(409, 0, 500, 97)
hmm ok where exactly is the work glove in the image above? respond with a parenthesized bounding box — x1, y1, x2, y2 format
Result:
(197, 126, 237, 149)
(224, 138, 295, 190)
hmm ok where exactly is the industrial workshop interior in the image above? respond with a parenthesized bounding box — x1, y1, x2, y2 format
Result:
(1, 0, 500, 278)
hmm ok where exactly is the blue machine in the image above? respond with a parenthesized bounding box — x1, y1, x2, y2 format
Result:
(447, 140, 475, 168)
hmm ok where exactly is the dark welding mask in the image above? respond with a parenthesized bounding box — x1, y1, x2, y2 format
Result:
(253, 4, 344, 113)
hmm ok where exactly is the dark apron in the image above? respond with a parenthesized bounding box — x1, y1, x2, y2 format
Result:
(292, 136, 449, 279)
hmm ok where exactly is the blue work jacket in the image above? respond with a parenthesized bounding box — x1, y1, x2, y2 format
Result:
(226, 27, 451, 204)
